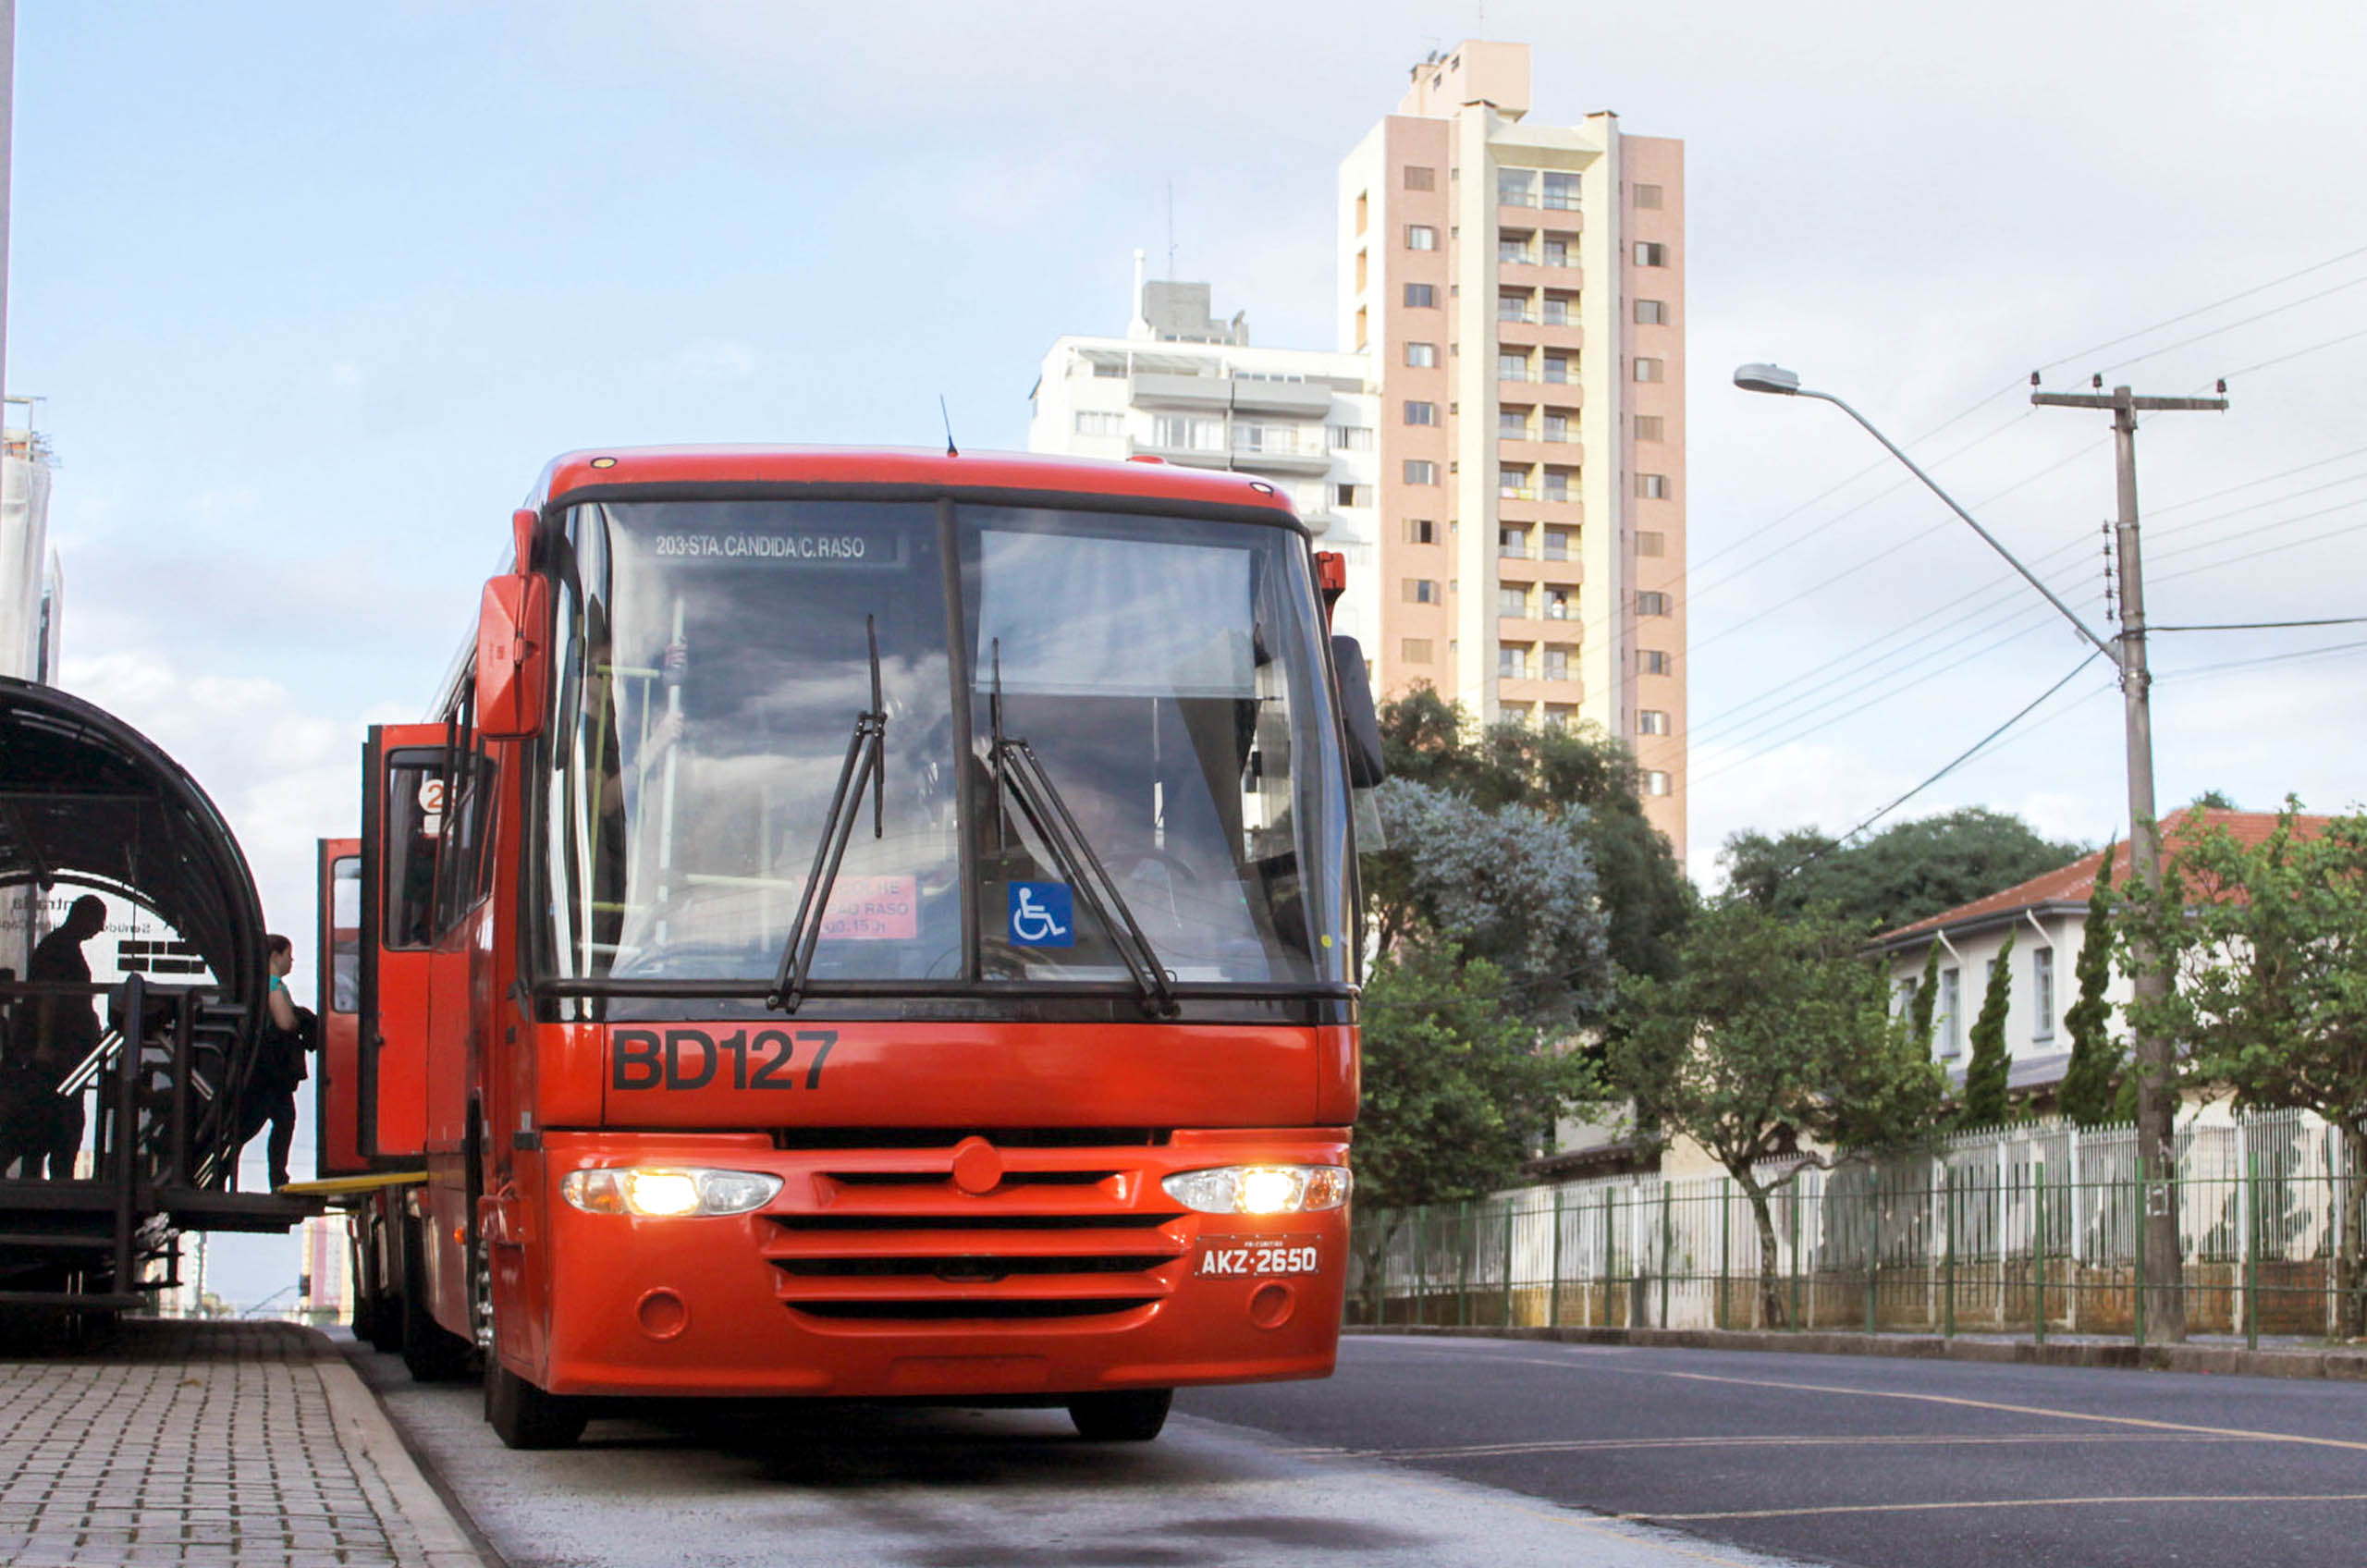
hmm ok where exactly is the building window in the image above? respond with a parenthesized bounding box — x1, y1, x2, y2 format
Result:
(1500, 409, 1530, 438)
(1403, 578, 1441, 605)
(1406, 224, 1438, 251)
(1499, 525, 1530, 558)
(1544, 704, 1576, 731)
(1643, 769, 1672, 796)
(1636, 709, 1669, 736)
(1543, 353, 1573, 384)
(1542, 645, 1572, 680)
(1637, 530, 1666, 557)
(1498, 234, 1533, 265)
(1091, 360, 1126, 378)
(1634, 240, 1667, 266)
(1404, 459, 1438, 485)
(1541, 410, 1572, 443)
(1940, 968, 1962, 1057)
(1499, 643, 1531, 680)
(1404, 282, 1438, 309)
(1542, 171, 1579, 210)
(1635, 299, 1667, 325)
(1543, 587, 1572, 619)
(1637, 473, 1669, 499)
(1634, 357, 1664, 383)
(1073, 410, 1125, 436)
(1498, 351, 1530, 381)
(1233, 423, 1307, 456)
(1498, 292, 1534, 324)
(1542, 470, 1572, 503)
(1542, 293, 1575, 326)
(1404, 400, 1439, 426)
(1636, 414, 1665, 441)
(1355, 306, 1368, 349)
(1404, 165, 1436, 191)
(1543, 235, 1574, 267)
(1498, 168, 1536, 207)
(1498, 584, 1530, 618)
(1634, 182, 1663, 210)
(1542, 527, 1572, 559)
(1333, 483, 1373, 508)
(1500, 468, 1534, 500)
(1637, 590, 1671, 616)
(1404, 518, 1436, 544)
(1404, 341, 1439, 369)
(1150, 415, 1223, 451)
(1402, 637, 1433, 664)
(1328, 423, 1374, 451)
(1638, 648, 1671, 675)
(2033, 948, 2056, 1042)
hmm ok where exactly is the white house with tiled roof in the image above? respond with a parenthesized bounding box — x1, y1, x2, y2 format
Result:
(1867, 809, 2330, 1101)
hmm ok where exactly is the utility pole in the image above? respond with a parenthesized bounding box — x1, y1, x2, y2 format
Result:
(2030, 383, 2226, 1341)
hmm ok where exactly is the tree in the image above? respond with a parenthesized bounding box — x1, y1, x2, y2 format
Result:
(2117, 801, 2367, 1335)
(1907, 943, 1942, 1058)
(1349, 947, 1596, 1319)
(1368, 778, 1613, 1035)
(2189, 789, 2237, 810)
(1958, 933, 2014, 1129)
(2057, 842, 2125, 1127)
(1376, 687, 1690, 992)
(1611, 901, 1948, 1326)
(1723, 807, 2083, 935)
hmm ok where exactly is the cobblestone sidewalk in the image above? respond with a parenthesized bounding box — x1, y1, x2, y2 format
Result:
(0, 1319, 482, 1567)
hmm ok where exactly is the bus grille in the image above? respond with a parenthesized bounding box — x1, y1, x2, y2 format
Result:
(763, 1145, 1188, 1326)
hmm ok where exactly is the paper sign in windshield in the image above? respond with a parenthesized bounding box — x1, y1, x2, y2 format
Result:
(820, 876, 918, 941)
(1008, 882, 1073, 947)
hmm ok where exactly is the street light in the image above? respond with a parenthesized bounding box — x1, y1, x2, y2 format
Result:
(1734, 359, 2207, 1341)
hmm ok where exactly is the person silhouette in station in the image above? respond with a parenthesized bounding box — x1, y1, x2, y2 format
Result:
(19, 895, 108, 1180)
(237, 935, 313, 1192)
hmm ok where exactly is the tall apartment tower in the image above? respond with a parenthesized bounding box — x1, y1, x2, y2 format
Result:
(1340, 41, 1686, 856)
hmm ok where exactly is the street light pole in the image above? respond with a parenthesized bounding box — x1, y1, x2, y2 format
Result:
(2030, 384, 2227, 1342)
(1735, 364, 2225, 1341)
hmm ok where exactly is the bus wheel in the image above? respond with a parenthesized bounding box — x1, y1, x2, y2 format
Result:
(1067, 1388, 1172, 1442)
(484, 1354, 587, 1450)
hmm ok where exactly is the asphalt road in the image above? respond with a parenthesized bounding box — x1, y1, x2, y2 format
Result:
(347, 1332, 2367, 1567)
(345, 1338, 1807, 1568)
(1185, 1336, 2367, 1568)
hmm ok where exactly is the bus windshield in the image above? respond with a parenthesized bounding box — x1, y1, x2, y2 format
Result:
(538, 497, 1350, 1004)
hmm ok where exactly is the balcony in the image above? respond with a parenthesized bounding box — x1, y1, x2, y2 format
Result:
(1129, 371, 1230, 410)
(1228, 432, 1332, 478)
(1227, 378, 1333, 418)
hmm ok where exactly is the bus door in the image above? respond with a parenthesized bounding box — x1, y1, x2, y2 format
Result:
(360, 724, 451, 1166)
(313, 837, 365, 1177)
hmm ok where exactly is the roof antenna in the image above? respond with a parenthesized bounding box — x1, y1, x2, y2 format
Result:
(938, 394, 959, 458)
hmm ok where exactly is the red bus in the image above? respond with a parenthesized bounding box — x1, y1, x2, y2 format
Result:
(323, 447, 1383, 1448)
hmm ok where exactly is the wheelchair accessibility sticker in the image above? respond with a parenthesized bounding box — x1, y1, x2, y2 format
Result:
(1009, 882, 1073, 947)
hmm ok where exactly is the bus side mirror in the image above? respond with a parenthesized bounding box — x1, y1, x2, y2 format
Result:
(1331, 635, 1387, 789)
(476, 574, 551, 741)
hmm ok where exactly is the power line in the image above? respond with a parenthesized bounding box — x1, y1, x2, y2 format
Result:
(2087, 271, 2367, 377)
(2032, 239, 2367, 375)
(2157, 636, 2367, 680)
(2214, 322, 2367, 384)
(2149, 616, 2367, 633)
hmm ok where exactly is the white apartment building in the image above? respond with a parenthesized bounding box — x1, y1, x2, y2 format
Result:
(1026, 263, 1384, 655)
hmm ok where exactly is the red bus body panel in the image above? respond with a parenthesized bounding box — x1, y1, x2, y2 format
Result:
(365, 723, 448, 1162)
(313, 839, 365, 1177)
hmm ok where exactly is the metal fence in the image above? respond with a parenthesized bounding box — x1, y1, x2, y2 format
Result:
(1347, 1109, 2364, 1347)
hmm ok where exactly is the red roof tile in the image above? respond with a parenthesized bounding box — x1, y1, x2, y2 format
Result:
(1877, 808, 2335, 944)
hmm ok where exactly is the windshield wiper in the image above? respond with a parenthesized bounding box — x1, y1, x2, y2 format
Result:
(767, 616, 887, 1013)
(988, 641, 1179, 1019)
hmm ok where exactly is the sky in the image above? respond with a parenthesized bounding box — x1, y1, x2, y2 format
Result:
(13, 0, 2367, 1304)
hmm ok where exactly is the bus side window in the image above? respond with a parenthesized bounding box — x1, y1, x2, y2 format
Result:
(330, 855, 362, 1011)
(431, 753, 496, 934)
(384, 760, 444, 950)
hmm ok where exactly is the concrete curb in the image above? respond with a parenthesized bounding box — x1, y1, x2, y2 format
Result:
(1345, 1322, 2367, 1381)
(311, 1341, 490, 1568)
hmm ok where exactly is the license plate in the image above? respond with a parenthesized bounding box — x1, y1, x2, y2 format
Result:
(1196, 1237, 1322, 1278)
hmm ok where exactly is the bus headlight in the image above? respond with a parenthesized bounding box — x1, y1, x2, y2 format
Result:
(1161, 1165, 1352, 1216)
(559, 1168, 782, 1218)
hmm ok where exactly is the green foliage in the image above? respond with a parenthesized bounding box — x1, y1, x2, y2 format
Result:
(1376, 686, 1690, 991)
(1368, 778, 1613, 1034)
(2116, 801, 2367, 1331)
(2189, 789, 2237, 810)
(1958, 933, 2015, 1129)
(1353, 946, 1596, 1214)
(1611, 900, 1947, 1324)
(1907, 943, 1942, 1058)
(2057, 843, 2125, 1127)
(1723, 807, 2084, 935)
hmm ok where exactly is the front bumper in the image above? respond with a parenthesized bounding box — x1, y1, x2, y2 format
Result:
(527, 1129, 1350, 1400)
